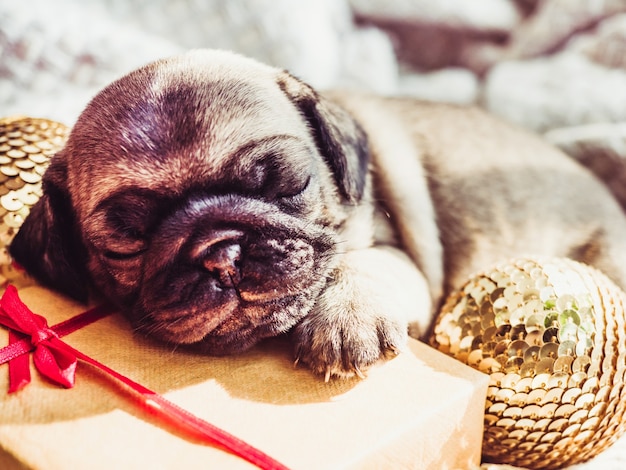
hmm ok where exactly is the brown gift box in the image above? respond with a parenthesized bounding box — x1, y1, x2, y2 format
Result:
(0, 286, 488, 469)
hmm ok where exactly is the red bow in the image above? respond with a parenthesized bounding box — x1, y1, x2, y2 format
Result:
(0, 285, 76, 392)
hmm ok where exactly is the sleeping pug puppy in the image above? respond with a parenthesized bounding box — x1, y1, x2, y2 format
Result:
(10, 49, 626, 380)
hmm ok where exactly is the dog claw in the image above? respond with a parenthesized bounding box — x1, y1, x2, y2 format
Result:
(324, 367, 331, 383)
(384, 346, 401, 359)
(293, 356, 300, 368)
(354, 366, 366, 380)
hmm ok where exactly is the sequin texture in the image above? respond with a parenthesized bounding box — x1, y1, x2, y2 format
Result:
(431, 257, 626, 469)
(0, 116, 69, 288)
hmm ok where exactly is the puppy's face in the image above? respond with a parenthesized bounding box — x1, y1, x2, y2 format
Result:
(10, 50, 369, 354)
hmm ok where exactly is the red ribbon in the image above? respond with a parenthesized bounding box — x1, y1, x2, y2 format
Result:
(0, 285, 289, 470)
(0, 286, 79, 391)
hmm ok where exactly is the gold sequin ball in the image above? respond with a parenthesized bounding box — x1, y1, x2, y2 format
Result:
(430, 257, 626, 469)
(0, 116, 69, 288)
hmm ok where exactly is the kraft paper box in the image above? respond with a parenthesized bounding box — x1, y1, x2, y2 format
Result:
(0, 286, 489, 470)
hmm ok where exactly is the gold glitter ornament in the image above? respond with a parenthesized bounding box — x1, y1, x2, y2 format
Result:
(0, 116, 70, 289)
(430, 257, 626, 469)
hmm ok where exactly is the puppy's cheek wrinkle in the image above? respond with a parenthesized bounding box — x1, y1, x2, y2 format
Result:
(87, 254, 144, 305)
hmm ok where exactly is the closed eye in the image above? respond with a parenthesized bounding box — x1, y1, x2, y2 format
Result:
(102, 238, 147, 261)
(276, 175, 311, 199)
(103, 248, 146, 261)
(275, 176, 313, 214)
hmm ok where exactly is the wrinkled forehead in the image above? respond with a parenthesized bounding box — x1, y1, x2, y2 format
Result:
(147, 50, 300, 129)
(117, 65, 303, 159)
(65, 52, 313, 214)
(99, 51, 308, 156)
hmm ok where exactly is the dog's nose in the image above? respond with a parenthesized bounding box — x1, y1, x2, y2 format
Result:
(191, 229, 244, 288)
(203, 241, 242, 287)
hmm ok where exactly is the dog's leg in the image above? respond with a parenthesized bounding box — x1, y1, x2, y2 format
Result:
(292, 246, 432, 380)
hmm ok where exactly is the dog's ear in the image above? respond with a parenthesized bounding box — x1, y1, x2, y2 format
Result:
(277, 72, 370, 204)
(9, 153, 90, 302)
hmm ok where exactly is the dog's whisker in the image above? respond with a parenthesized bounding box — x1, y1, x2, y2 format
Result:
(229, 272, 243, 300)
(168, 343, 181, 355)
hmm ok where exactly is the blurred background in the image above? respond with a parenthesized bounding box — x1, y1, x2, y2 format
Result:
(2, 0, 626, 149)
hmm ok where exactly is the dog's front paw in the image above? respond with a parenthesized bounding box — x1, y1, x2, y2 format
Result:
(292, 307, 408, 381)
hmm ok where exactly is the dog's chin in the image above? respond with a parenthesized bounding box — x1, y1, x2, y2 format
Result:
(145, 320, 267, 356)
(133, 289, 320, 355)
(185, 321, 284, 356)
